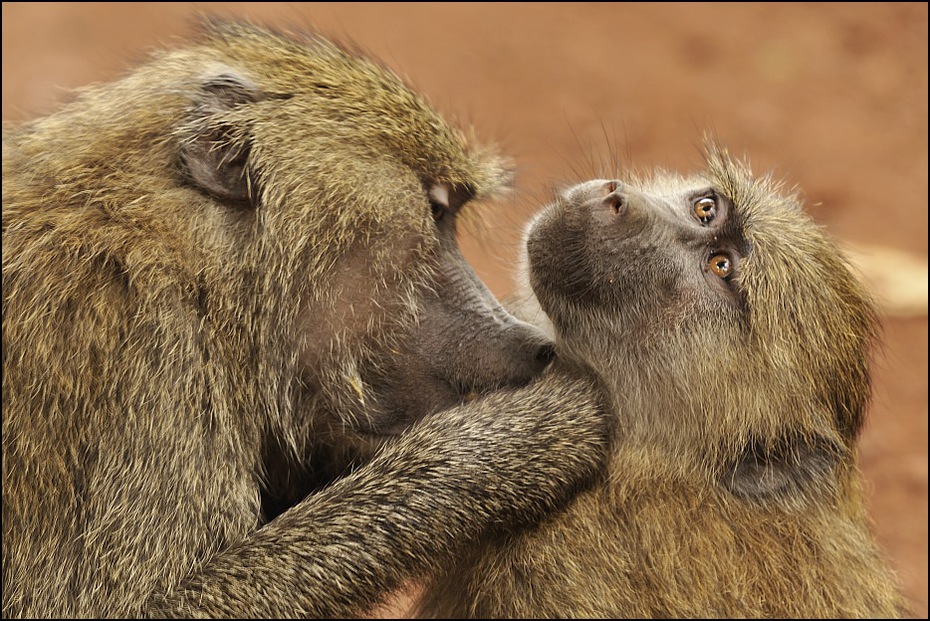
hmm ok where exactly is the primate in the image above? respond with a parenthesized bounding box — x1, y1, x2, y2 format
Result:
(417, 147, 905, 618)
(2, 23, 608, 618)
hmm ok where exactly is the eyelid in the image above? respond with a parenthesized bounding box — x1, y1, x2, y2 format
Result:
(428, 183, 451, 210)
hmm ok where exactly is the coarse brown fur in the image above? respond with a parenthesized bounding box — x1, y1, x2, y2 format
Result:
(417, 147, 906, 618)
(2, 23, 609, 618)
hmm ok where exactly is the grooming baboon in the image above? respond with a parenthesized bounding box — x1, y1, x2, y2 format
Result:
(1, 23, 609, 618)
(417, 147, 906, 618)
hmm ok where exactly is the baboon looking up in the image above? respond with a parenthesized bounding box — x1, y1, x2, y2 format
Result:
(2, 23, 609, 618)
(417, 147, 906, 618)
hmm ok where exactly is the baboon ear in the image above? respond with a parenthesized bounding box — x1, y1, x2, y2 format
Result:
(179, 71, 265, 205)
(722, 433, 842, 501)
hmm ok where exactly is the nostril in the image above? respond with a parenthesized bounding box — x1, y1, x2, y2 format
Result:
(605, 191, 626, 215)
(535, 343, 556, 366)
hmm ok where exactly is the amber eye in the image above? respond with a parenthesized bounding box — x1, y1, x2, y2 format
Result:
(709, 253, 733, 279)
(693, 196, 718, 224)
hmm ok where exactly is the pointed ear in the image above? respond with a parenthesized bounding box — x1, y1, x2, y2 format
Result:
(178, 71, 264, 205)
(721, 432, 843, 501)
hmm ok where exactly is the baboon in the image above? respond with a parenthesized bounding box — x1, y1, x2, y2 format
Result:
(1, 23, 609, 618)
(417, 147, 906, 618)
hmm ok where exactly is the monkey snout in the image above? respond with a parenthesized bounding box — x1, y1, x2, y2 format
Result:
(561, 179, 619, 204)
(536, 342, 556, 366)
(604, 188, 627, 216)
(603, 180, 621, 194)
(564, 179, 628, 216)
(504, 327, 557, 382)
(464, 322, 557, 394)
(594, 180, 627, 215)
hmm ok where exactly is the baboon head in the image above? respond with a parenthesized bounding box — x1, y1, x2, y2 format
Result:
(170, 25, 553, 461)
(523, 146, 877, 504)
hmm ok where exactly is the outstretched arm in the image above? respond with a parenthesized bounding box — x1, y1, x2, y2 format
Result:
(144, 366, 607, 619)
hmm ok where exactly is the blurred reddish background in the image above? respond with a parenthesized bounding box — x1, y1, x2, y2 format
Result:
(3, 3, 926, 617)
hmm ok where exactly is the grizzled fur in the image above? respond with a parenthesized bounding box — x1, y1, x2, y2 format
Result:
(2, 23, 608, 618)
(417, 147, 905, 618)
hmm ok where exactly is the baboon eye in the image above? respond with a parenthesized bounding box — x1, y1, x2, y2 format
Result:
(693, 196, 718, 224)
(428, 183, 452, 222)
(709, 253, 733, 279)
(430, 201, 447, 222)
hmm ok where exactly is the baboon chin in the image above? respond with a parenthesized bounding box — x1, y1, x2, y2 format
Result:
(416, 146, 906, 618)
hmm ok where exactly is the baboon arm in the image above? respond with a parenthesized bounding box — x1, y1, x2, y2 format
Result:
(143, 369, 606, 619)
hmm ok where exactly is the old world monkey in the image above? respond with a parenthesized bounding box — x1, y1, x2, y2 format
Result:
(1, 23, 609, 618)
(417, 147, 906, 618)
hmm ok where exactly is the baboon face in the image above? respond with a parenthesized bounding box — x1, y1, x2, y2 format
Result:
(524, 149, 876, 496)
(322, 184, 556, 440)
(177, 26, 552, 454)
(525, 166, 750, 377)
(527, 177, 745, 334)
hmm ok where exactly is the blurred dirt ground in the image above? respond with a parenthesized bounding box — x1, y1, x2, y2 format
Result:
(3, 2, 926, 617)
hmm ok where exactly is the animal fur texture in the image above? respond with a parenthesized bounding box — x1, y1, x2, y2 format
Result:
(2, 23, 608, 618)
(416, 147, 906, 618)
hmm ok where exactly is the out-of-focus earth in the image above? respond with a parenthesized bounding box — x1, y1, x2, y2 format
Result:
(3, 3, 926, 617)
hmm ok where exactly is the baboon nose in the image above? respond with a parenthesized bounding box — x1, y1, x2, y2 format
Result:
(515, 340, 555, 381)
(536, 343, 556, 366)
(603, 180, 622, 194)
(605, 188, 627, 215)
